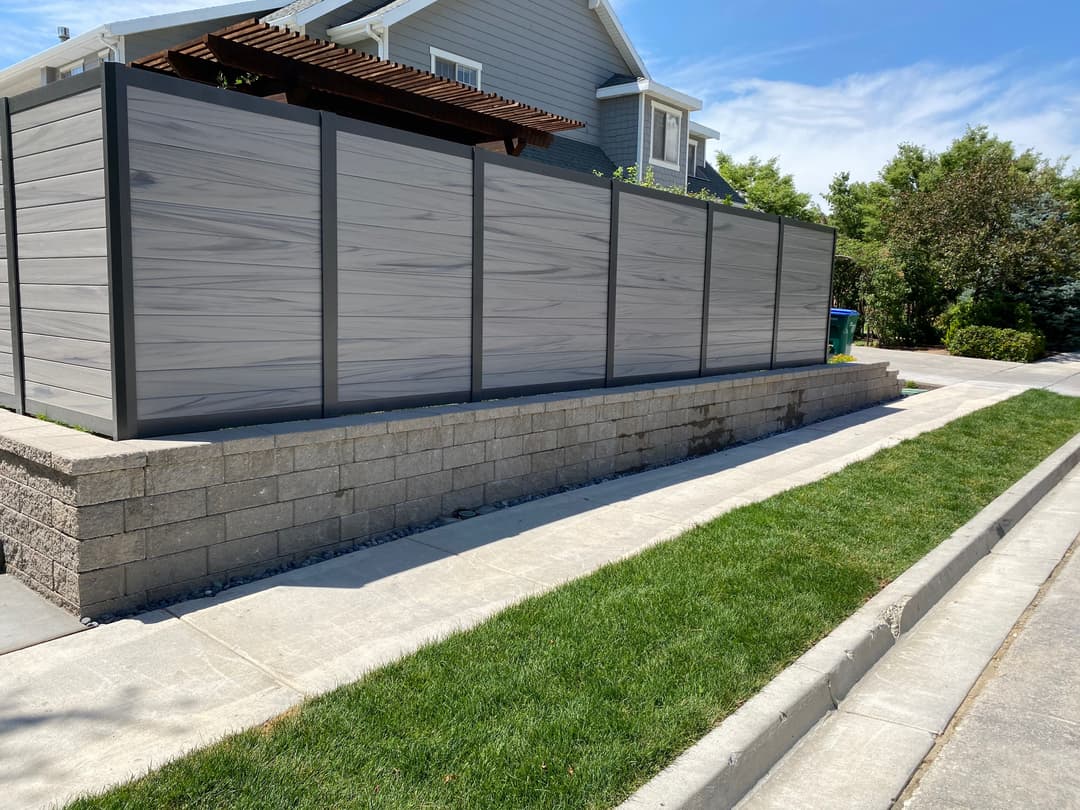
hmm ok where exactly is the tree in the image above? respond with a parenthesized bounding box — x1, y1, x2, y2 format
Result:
(714, 152, 820, 220)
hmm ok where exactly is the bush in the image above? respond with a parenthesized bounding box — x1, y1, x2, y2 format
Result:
(946, 325, 1046, 362)
(1025, 280, 1080, 351)
(937, 295, 1035, 346)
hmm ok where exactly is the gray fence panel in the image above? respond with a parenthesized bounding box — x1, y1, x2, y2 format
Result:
(126, 86, 322, 422)
(11, 89, 112, 426)
(0, 118, 12, 402)
(482, 161, 609, 390)
(707, 212, 780, 371)
(337, 130, 472, 403)
(775, 223, 833, 366)
(613, 193, 707, 378)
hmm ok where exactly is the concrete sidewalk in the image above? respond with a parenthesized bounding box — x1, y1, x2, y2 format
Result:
(901, 529, 1080, 808)
(0, 380, 1020, 809)
(737, 465, 1080, 809)
(853, 346, 1080, 396)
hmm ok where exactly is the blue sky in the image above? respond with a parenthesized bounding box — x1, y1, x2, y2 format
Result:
(2, 0, 1078, 201)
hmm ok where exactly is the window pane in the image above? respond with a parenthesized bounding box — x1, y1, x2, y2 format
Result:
(652, 109, 666, 161)
(664, 113, 681, 164)
(688, 142, 697, 171)
(434, 58, 456, 80)
(456, 65, 478, 88)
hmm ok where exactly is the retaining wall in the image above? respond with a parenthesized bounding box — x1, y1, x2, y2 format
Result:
(0, 362, 900, 617)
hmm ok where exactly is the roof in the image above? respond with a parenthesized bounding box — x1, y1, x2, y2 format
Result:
(270, 0, 650, 78)
(133, 19, 583, 148)
(595, 77, 702, 111)
(519, 136, 616, 176)
(689, 163, 746, 205)
(0, 1, 276, 93)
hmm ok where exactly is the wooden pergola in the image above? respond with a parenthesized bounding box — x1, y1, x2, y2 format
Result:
(132, 19, 583, 154)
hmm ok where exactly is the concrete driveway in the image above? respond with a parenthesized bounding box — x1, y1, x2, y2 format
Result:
(853, 347, 1080, 396)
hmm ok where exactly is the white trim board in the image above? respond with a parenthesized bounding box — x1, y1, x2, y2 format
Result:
(648, 99, 683, 171)
(596, 79, 702, 112)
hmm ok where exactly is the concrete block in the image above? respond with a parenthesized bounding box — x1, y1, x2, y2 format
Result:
(523, 430, 559, 454)
(523, 469, 557, 493)
(340, 457, 395, 488)
(407, 470, 453, 501)
(494, 455, 530, 480)
(278, 518, 340, 555)
(223, 448, 294, 483)
(395, 449, 442, 478)
(352, 432, 406, 461)
(563, 442, 597, 466)
(341, 511, 370, 541)
(442, 442, 485, 469)
(206, 477, 278, 516)
(495, 414, 532, 438)
(531, 410, 566, 432)
(367, 505, 395, 535)
(453, 462, 494, 490)
(146, 515, 225, 557)
(353, 480, 407, 510)
(588, 421, 616, 441)
(52, 499, 125, 540)
(144, 459, 223, 497)
(531, 448, 565, 473)
(588, 457, 615, 478)
(443, 485, 484, 514)
(567, 405, 601, 425)
(125, 489, 207, 531)
(52, 563, 80, 604)
(76, 565, 125, 605)
(485, 436, 523, 462)
(453, 420, 495, 445)
(270, 425, 346, 448)
(395, 496, 441, 527)
(557, 425, 589, 447)
(77, 531, 146, 572)
(125, 548, 207, 593)
(485, 477, 525, 503)
(292, 440, 348, 471)
(557, 462, 591, 487)
(278, 467, 339, 501)
(225, 502, 293, 541)
(208, 532, 279, 574)
(293, 490, 353, 526)
(406, 426, 453, 452)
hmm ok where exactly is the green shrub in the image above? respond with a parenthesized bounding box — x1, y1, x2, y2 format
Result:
(937, 295, 1035, 346)
(946, 325, 1046, 362)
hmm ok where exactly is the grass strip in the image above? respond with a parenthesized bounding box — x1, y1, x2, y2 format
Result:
(72, 389, 1080, 810)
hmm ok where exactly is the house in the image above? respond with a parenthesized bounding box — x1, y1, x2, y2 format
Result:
(0, 0, 744, 203)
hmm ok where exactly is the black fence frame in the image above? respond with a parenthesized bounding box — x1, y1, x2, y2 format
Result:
(1, 64, 837, 440)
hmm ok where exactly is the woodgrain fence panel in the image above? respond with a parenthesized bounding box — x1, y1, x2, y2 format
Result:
(336, 129, 472, 404)
(11, 89, 111, 426)
(613, 193, 706, 379)
(482, 161, 609, 390)
(775, 223, 833, 367)
(127, 85, 322, 422)
(707, 212, 780, 371)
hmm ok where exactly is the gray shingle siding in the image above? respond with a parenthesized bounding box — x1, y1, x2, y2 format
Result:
(599, 95, 638, 170)
(379, 0, 632, 145)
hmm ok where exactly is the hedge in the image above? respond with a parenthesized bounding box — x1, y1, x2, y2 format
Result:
(946, 325, 1046, 363)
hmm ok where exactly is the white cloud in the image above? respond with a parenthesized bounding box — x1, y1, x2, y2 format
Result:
(667, 59, 1080, 205)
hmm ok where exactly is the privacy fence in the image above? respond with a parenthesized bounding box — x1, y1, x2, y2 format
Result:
(0, 64, 835, 440)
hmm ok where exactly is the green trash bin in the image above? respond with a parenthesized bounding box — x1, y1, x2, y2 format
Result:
(829, 308, 860, 355)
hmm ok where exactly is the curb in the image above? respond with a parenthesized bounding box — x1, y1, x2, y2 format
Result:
(619, 430, 1080, 810)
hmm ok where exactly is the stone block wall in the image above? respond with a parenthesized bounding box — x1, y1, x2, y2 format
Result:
(0, 362, 901, 617)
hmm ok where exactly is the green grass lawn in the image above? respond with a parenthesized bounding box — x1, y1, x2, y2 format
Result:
(71, 389, 1080, 810)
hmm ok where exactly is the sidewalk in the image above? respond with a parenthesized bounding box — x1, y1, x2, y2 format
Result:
(0, 380, 1021, 809)
(736, 465, 1080, 809)
(853, 346, 1080, 396)
(901, 530, 1080, 808)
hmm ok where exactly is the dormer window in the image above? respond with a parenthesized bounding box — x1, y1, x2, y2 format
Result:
(650, 101, 682, 170)
(430, 47, 482, 89)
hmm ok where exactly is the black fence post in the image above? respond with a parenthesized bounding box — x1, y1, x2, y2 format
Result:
(605, 181, 619, 385)
(699, 203, 714, 377)
(321, 112, 339, 416)
(471, 148, 485, 401)
(770, 216, 785, 369)
(102, 63, 136, 440)
(1, 98, 25, 414)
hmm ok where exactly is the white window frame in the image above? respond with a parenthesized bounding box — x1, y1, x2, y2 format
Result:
(430, 46, 483, 90)
(649, 100, 683, 171)
(58, 58, 85, 79)
(687, 141, 698, 174)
